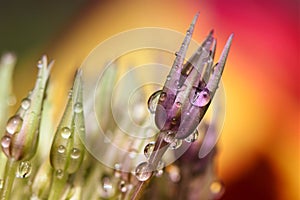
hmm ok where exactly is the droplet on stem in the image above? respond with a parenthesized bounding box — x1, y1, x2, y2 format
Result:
(185, 129, 199, 143)
(56, 169, 64, 179)
(135, 162, 153, 181)
(163, 131, 176, 144)
(147, 90, 162, 114)
(16, 161, 32, 178)
(70, 148, 80, 159)
(74, 102, 83, 113)
(169, 139, 182, 150)
(1, 135, 11, 149)
(61, 127, 71, 139)
(144, 142, 155, 158)
(21, 98, 31, 110)
(6, 115, 23, 135)
(57, 145, 65, 154)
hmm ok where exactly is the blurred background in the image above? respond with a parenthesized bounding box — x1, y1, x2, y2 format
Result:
(0, 0, 299, 199)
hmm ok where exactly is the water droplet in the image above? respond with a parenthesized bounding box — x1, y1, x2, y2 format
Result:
(168, 165, 181, 183)
(135, 162, 153, 181)
(114, 163, 122, 178)
(17, 161, 32, 178)
(147, 90, 162, 114)
(171, 117, 178, 125)
(164, 131, 175, 144)
(61, 127, 71, 139)
(37, 60, 43, 68)
(144, 142, 155, 158)
(175, 102, 182, 108)
(6, 115, 23, 135)
(21, 98, 31, 110)
(159, 92, 167, 102)
(191, 89, 211, 107)
(175, 52, 179, 56)
(1, 136, 11, 148)
(57, 145, 65, 154)
(155, 161, 165, 177)
(0, 179, 3, 189)
(210, 180, 224, 198)
(56, 169, 64, 179)
(185, 129, 199, 143)
(99, 175, 115, 198)
(119, 180, 127, 193)
(71, 148, 81, 159)
(169, 139, 182, 150)
(166, 75, 171, 81)
(74, 102, 83, 113)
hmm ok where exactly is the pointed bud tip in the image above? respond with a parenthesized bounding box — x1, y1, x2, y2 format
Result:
(192, 12, 200, 25)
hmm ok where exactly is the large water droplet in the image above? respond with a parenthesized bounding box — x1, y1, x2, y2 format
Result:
(6, 115, 23, 135)
(57, 145, 65, 154)
(191, 89, 211, 107)
(210, 180, 225, 198)
(71, 148, 81, 159)
(61, 127, 71, 139)
(56, 169, 64, 179)
(16, 161, 32, 178)
(169, 139, 182, 150)
(144, 142, 155, 158)
(74, 102, 83, 113)
(135, 162, 153, 181)
(163, 131, 175, 144)
(1, 135, 11, 149)
(185, 129, 199, 143)
(147, 90, 162, 114)
(21, 98, 31, 110)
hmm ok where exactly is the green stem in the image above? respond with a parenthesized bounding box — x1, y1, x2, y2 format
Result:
(48, 172, 68, 200)
(0, 159, 18, 200)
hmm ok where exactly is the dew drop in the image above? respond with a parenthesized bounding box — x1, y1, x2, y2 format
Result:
(57, 145, 65, 154)
(147, 90, 162, 114)
(191, 89, 211, 107)
(185, 129, 199, 143)
(16, 161, 32, 178)
(6, 115, 23, 135)
(21, 98, 31, 110)
(163, 131, 175, 144)
(169, 139, 182, 150)
(166, 75, 171, 81)
(210, 180, 225, 198)
(135, 162, 153, 181)
(61, 127, 71, 139)
(159, 92, 167, 102)
(171, 117, 178, 125)
(56, 169, 64, 179)
(119, 180, 127, 193)
(71, 148, 81, 159)
(37, 60, 43, 68)
(144, 142, 155, 158)
(114, 163, 122, 178)
(175, 52, 178, 56)
(155, 161, 165, 177)
(99, 175, 115, 198)
(1, 136, 11, 149)
(175, 102, 182, 108)
(74, 102, 83, 113)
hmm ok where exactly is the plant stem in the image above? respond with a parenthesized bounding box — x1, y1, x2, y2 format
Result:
(48, 172, 68, 200)
(0, 159, 18, 200)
